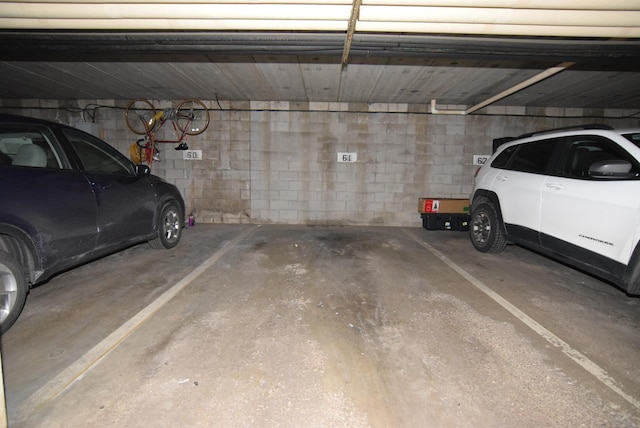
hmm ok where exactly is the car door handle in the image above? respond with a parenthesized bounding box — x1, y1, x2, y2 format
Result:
(546, 182, 565, 190)
(496, 174, 508, 182)
(91, 182, 112, 191)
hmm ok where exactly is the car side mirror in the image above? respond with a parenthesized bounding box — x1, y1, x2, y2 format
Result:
(589, 160, 634, 179)
(136, 164, 151, 176)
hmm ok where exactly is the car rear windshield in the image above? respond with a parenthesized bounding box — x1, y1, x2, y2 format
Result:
(623, 133, 640, 148)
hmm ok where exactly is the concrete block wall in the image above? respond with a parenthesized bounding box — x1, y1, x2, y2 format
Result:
(1, 99, 638, 226)
(253, 106, 405, 225)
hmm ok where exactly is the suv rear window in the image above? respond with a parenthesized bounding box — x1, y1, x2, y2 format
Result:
(491, 145, 517, 169)
(491, 139, 557, 174)
(623, 133, 640, 148)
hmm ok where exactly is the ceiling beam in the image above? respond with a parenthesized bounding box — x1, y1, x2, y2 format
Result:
(341, 0, 362, 70)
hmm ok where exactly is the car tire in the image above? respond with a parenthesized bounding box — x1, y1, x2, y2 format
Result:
(626, 274, 640, 296)
(0, 251, 28, 333)
(469, 201, 507, 253)
(623, 249, 640, 296)
(149, 202, 183, 249)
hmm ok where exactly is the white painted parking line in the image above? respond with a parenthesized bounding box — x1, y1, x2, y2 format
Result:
(21, 225, 259, 420)
(405, 229, 640, 411)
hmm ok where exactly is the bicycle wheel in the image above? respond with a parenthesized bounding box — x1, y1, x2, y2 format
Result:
(125, 99, 156, 135)
(175, 99, 210, 135)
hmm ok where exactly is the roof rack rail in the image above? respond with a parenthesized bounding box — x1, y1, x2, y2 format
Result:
(517, 124, 614, 139)
(493, 137, 515, 152)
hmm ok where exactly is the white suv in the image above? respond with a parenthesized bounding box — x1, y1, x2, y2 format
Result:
(469, 125, 640, 295)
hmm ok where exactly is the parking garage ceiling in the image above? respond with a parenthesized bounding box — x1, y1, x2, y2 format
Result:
(0, 1, 640, 112)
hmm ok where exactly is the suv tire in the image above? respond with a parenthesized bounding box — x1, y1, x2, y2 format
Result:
(470, 201, 507, 253)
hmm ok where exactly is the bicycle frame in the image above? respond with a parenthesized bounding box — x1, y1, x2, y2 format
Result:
(145, 109, 194, 144)
(136, 111, 193, 167)
(125, 98, 210, 168)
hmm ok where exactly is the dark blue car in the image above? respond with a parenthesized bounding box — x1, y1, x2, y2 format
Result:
(0, 114, 185, 332)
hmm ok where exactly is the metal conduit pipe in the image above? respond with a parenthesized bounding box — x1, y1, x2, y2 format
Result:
(0, 20, 637, 38)
(1, 32, 639, 63)
(348, 38, 640, 62)
(431, 61, 575, 115)
(357, 23, 640, 38)
(464, 61, 575, 114)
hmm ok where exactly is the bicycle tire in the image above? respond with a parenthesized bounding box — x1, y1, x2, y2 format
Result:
(175, 99, 210, 135)
(125, 99, 157, 135)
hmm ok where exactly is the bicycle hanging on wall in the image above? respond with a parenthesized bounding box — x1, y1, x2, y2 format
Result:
(124, 98, 210, 167)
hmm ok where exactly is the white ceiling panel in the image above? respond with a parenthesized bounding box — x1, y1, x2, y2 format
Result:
(0, 1, 638, 111)
(255, 60, 310, 102)
(299, 61, 343, 102)
(1, 59, 639, 111)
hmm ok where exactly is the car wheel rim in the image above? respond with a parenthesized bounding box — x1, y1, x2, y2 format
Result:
(163, 210, 181, 242)
(472, 212, 491, 245)
(0, 264, 17, 324)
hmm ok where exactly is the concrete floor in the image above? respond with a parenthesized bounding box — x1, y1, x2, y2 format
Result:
(2, 224, 639, 427)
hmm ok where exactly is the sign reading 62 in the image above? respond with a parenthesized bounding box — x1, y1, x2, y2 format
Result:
(473, 155, 491, 166)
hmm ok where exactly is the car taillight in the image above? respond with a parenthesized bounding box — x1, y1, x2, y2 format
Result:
(474, 167, 482, 177)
